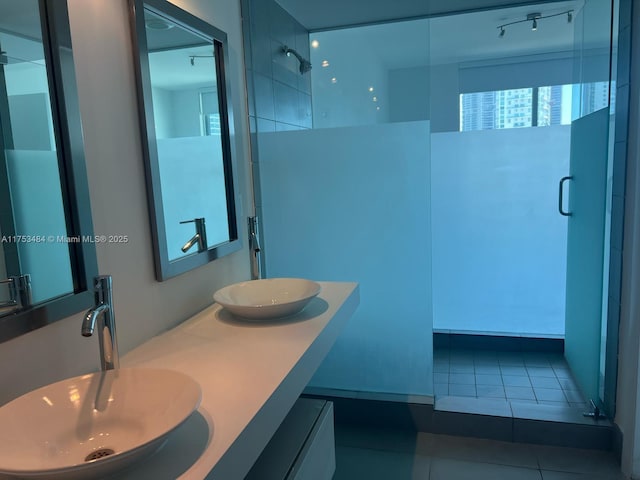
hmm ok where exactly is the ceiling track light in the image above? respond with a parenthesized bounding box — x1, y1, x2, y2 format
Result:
(527, 13, 541, 31)
(496, 9, 573, 38)
(189, 55, 214, 66)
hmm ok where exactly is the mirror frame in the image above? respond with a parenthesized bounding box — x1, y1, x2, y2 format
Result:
(129, 0, 241, 281)
(0, 0, 99, 343)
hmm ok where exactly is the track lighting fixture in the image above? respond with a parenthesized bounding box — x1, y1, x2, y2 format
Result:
(189, 54, 214, 66)
(496, 9, 573, 38)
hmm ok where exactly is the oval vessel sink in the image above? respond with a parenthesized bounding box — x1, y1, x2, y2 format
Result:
(0, 368, 201, 479)
(214, 278, 321, 320)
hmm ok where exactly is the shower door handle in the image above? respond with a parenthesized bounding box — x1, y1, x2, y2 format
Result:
(558, 175, 573, 217)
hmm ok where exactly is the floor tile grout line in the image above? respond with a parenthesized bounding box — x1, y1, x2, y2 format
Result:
(435, 347, 587, 407)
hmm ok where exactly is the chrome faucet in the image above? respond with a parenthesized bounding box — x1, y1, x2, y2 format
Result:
(81, 275, 119, 371)
(181, 233, 201, 253)
(248, 216, 262, 280)
(180, 217, 207, 253)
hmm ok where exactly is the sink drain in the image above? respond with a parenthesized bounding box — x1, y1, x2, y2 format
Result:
(84, 448, 115, 462)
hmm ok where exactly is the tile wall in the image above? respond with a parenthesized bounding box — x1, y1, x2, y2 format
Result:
(241, 0, 312, 133)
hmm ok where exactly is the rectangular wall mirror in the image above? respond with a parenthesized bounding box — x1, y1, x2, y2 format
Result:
(129, 0, 241, 281)
(0, 0, 98, 342)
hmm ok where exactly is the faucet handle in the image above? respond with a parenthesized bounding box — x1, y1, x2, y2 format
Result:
(94, 275, 113, 305)
(180, 217, 205, 225)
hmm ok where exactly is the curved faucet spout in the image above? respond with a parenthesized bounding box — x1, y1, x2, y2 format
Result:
(180, 218, 207, 253)
(82, 303, 109, 337)
(81, 276, 119, 371)
(181, 233, 201, 253)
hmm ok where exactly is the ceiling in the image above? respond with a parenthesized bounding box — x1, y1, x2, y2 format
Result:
(307, 1, 595, 69)
(0, 0, 42, 41)
(274, 0, 579, 31)
(0, 0, 46, 64)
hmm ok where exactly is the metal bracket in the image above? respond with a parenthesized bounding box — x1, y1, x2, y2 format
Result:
(583, 399, 606, 420)
(0, 274, 32, 310)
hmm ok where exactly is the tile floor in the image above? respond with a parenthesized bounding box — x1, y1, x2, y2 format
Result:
(433, 349, 588, 408)
(333, 424, 625, 479)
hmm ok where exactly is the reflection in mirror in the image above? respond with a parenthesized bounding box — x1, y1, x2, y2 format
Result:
(130, 0, 240, 280)
(0, 1, 72, 305)
(0, 0, 98, 340)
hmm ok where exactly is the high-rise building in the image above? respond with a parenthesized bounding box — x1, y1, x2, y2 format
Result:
(460, 85, 568, 131)
(460, 91, 497, 131)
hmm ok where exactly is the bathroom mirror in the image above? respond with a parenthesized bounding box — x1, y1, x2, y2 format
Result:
(129, 0, 241, 281)
(0, 0, 98, 342)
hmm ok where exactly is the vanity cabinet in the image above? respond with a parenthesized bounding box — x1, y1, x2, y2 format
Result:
(246, 398, 335, 480)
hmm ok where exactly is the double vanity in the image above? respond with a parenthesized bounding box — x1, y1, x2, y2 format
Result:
(0, 0, 360, 477)
(0, 281, 359, 479)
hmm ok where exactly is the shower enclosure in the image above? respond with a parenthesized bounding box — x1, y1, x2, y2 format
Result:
(243, 0, 619, 410)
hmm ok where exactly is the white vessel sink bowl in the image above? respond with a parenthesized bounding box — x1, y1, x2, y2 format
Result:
(0, 368, 201, 479)
(214, 278, 321, 320)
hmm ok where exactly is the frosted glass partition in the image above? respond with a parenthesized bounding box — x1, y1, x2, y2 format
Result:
(259, 121, 432, 395)
(431, 126, 570, 336)
(156, 137, 229, 260)
(6, 151, 73, 303)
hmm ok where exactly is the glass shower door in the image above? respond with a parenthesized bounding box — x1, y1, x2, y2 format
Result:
(563, 107, 610, 406)
(563, 0, 614, 410)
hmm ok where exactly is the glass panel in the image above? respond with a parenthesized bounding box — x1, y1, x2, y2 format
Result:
(431, 126, 569, 336)
(258, 18, 433, 396)
(564, 0, 613, 406)
(260, 123, 433, 396)
(564, 108, 609, 402)
(430, 5, 577, 339)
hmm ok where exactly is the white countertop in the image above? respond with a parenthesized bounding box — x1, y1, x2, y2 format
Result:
(112, 281, 359, 480)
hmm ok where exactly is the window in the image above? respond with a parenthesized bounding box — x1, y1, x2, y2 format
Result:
(199, 90, 221, 135)
(460, 83, 611, 132)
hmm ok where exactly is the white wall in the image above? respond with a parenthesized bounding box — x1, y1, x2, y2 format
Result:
(170, 89, 203, 137)
(151, 86, 173, 139)
(429, 63, 459, 132)
(615, 1, 640, 476)
(152, 86, 204, 139)
(0, 0, 252, 406)
(388, 66, 430, 123)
